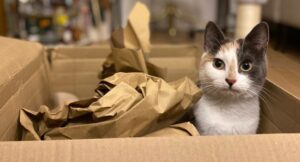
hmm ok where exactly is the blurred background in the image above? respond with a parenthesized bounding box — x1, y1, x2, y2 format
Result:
(0, 0, 299, 51)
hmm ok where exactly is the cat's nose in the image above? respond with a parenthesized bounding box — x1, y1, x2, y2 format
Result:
(225, 79, 236, 87)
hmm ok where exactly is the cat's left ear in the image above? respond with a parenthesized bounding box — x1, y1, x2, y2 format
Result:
(244, 22, 269, 52)
(204, 21, 225, 54)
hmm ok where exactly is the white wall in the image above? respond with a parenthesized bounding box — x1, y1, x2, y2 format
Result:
(120, 0, 151, 27)
(120, 0, 217, 30)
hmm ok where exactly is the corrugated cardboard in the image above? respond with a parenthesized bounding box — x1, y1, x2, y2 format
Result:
(145, 122, 200, 137)
(50, 45, 110, 98)
(1, 135, 300, 162)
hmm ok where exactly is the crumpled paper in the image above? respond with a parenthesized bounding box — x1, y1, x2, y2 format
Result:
(20, 73, 202, 140)
(100, 2, 167, 79)
(145, 122, 200, 137)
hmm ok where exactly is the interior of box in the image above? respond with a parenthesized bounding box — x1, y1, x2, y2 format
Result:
(1, 37, 300, 141)
(49, 45, 300, 135)
(50, 44, 200, 99)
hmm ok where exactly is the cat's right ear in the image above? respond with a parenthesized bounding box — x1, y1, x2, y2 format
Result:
(204, 21, 225, 54)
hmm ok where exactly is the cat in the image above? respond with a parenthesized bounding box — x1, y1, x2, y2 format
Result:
(193, 21, 269, 135)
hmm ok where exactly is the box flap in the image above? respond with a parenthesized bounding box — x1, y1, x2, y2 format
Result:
(257, 48, 300, 133)
(1, 134, 300, 162)
(0, 37, 44, 108)
(51, 45, 111, 60)
(267, 48, 300, 101)
(0, 37, 50, 140)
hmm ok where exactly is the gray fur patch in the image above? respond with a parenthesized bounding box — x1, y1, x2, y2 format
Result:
(236, 39, 267, 87)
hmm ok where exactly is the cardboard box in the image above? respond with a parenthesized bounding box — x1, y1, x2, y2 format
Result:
(50, 44, 200, 99)
(0, 37, 300, 161)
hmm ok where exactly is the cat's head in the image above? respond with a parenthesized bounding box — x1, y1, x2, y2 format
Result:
(199, 21, 269, 99)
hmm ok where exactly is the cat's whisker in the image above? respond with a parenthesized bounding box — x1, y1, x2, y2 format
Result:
(245, 87, 274, 115)
(250, 85, 276, 114)
(201, 86, 216, 93)
(258, 95, 273, 115)
(252, 84, 279, 102)
(260, 90, 276, 102)
(261, 88, 278, 101)
(201, 85, 219, 95)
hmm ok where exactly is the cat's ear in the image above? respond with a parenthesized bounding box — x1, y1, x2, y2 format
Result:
(204, 21, 225, 54)
(244, 22, 269, 52)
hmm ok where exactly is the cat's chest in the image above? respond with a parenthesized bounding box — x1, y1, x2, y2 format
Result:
(194, 96, 260, 135)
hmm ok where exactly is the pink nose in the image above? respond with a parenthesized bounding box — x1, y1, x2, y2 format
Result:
(225, 79, 236, 87)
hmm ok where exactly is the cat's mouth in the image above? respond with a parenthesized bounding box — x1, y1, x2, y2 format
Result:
(220, 87, 240, 94)
(229, 87, 240, 92)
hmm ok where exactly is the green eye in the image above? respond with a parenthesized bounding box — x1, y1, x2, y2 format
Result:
(213, 58, 225, 70)
(240, 61, 253, 72)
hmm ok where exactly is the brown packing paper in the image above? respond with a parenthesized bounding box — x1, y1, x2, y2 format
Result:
(100, 2, 167, 79)
(111, 2, 150, 53)
(20, 73, 202, 140)
(145, 122, 200, 137)
(109, 46, 167, 79)
(111, 48, 148, 73)
(127, 1, 151, 53)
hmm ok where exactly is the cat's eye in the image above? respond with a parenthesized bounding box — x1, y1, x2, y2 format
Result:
(240, 62, 253, 72)
(213, 58, 225, 70)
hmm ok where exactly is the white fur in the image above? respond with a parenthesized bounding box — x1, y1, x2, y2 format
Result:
(194, 46, 261, 135)
(194, 95, 260, 135)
